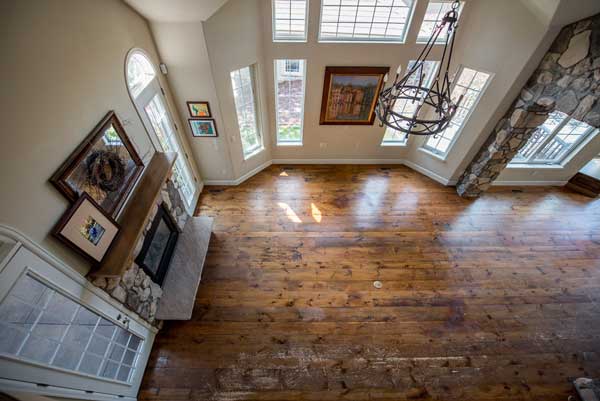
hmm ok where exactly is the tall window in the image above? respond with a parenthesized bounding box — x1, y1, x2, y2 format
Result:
(275, 59, 306, 145)
(423, 66, 491, 157)
(510, 111, 598, 166)
(230, 65, 263, 158)
(417, 1, 464, 44)
(273, 0, 308, 42)
(381, 60, 439, 146)
(319, 0, 417, 43)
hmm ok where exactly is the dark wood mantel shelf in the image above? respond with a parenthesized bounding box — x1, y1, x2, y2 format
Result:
(91, 152, 177, 278)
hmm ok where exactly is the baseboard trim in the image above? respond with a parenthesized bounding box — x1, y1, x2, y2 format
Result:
(272, 158, 405, 165)
(204, 160, 272, 186)
(401, 160, 457, 186)
(492, 180, 568, 186)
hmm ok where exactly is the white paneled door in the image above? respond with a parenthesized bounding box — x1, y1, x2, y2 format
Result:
(0, 234, 155, 400)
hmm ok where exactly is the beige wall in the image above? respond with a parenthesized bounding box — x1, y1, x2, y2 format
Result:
(203, 0, 273, 180)
(151, 21, 236, 181)
(0, 0, 187, 276)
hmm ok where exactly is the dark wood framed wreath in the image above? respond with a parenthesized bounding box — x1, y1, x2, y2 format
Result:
(50, 111, 144, 217)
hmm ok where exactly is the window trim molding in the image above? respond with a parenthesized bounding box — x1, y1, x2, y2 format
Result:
(272, 0, 309, 43)
(317, 0, 418, 44)
(421, 64, 494, 158)
(274, 59, 306, 146)
(230, 64, 265, 160)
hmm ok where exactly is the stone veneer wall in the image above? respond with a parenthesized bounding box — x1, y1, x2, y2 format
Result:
(456, 14, 600, 197)
(91, 177, 189, 324)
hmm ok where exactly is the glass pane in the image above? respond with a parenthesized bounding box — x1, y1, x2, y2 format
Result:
(231, 66, 262, 156)
(126, 52, 156, 98)
(144, 94, 196, 205)
(275, 59, 306, 144)
(273, 0, 307, 41)
(0, 274, 144, 383)
(319, 0, 416, 42)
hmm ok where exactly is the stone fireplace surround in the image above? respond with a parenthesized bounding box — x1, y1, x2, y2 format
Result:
(90, 178, 189, 324)
(457, 13, 600, 197)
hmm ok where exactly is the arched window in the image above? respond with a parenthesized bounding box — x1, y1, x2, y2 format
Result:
(126, 52, 156, 98)
(125, 49, 198, 210)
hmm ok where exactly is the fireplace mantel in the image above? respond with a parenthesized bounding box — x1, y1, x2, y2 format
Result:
(91, 152, 177, 278)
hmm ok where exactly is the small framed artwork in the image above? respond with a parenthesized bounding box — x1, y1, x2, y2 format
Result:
(50, 111, 144, 217)
(319, 66, 390, 125)
(189, 119, 218, 137)
(53, 193, 120, 264)
(187, 101, 211, 118)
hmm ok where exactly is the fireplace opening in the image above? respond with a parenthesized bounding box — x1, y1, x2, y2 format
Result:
(135, 203, 179, 286)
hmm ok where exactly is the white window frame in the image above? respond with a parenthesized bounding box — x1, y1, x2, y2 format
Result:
(381, 60, 440, 147)
(421, 65, 493, 160)
(318, 0, 418, 44)
(417, 1, 465, 44)
(272, 0, 309, 43)
(230, 65, 264, 159)
(274, 59, 307, 146)
(509, 112, 598, 167)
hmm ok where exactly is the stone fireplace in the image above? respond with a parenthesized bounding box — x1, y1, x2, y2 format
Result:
(90, 176, 189, 324)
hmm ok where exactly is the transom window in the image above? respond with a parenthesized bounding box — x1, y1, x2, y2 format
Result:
(275, 59, 307, 145)
(381, 60, 439, 146)
(417, 1, 464, 44)
(423, 66, 492, 157)
(319, 0, 417, 43)
(126, 52, 156, 99)
(510, 111, 598, 166)
(273, 0, 309, 42)
(230, 65, 263, 158)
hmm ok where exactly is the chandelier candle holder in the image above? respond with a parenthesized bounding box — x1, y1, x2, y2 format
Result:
(376, 0, 463, 137)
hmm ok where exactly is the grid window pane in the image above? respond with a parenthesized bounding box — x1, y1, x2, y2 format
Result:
(382, 60, 439, 145)
(319, 0, 416, 42)
(510, 111, 597, 165)
(0, 273, 144, 383)
(417, 1, 464, 43)
(275, 59, 306, 145)
(231, 65, 263, 157)
(273, 0, 308, 42)
(423, 67, 491, 156)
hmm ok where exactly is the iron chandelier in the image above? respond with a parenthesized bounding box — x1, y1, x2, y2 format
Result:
(376, 0, 463, 136)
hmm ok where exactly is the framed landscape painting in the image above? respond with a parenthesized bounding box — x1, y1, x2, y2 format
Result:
(50, 111, 144, 217)
(189, 119, 218, 137)
(319, 66, 390, 125)
(187, 101, 211, 118)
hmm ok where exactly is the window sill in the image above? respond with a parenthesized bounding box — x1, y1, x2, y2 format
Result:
(506, 163, 564, 170)
(273, 38, 308, 43)
(243, 146, 264, 161)
(381, 142, 408, 147)
(277, 142, 303, 147)
(317, 39, 407, 44)
(419, 147, 447, 161)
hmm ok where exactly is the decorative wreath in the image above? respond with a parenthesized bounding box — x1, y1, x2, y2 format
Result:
(85, 149, 126, 192)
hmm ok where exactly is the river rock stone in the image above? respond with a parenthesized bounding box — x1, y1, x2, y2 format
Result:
(558, 30, 591, 68)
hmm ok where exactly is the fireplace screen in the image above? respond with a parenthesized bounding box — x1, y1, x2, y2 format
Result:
(135, 203, 179, 286)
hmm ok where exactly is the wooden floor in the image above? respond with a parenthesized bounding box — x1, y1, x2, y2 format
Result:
(140, 165, 600, 401)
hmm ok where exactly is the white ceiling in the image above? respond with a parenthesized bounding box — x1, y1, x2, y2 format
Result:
(123, 0, 228, 22)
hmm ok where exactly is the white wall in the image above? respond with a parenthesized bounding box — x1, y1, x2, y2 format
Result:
(0, 0, 190, 276)
(151, 21, 236, 181)
(203, 0, 273, 181)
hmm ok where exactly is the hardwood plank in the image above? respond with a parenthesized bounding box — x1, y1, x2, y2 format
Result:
(140, 165, 600, 401)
